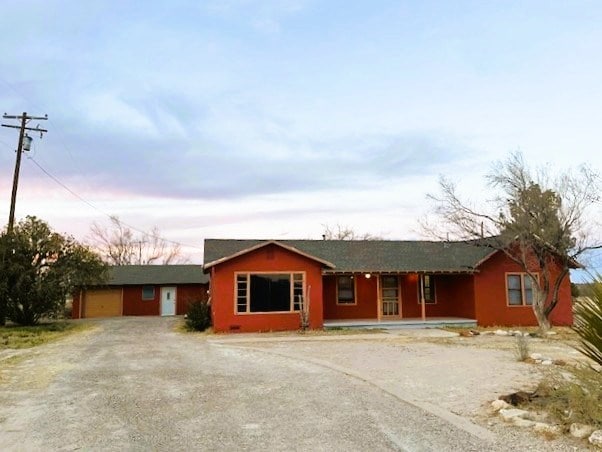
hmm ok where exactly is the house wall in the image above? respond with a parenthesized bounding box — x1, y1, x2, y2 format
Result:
(210, 244, 324, 333)
(399, 274, 476, 318)
(323, 275, 378, 319)
(72, 284, 208, 319)
(473, 251, 573, 326)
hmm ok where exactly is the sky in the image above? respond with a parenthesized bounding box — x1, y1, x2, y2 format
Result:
(0, 0, 601, 271)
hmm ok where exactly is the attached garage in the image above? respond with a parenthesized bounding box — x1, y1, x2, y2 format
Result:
(83, 289, 123, 318)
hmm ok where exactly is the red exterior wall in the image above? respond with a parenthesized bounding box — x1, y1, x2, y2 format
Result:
(71, 284, 208, 319)
(122, 284, 207, 316)
(210, 244, 324, 333)
(473, 251, 573, 327)
(72, 291, 82, 319)
(399, 274, 475, 318)
(323, 275, 378, 319)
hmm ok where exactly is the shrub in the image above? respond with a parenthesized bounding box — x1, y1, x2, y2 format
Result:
(573, 276, 602, 366)
(185, 300, 211, 332)
(531, 366, 602, 429)
(514, 334, 530, 361)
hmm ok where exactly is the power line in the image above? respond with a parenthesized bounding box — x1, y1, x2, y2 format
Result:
(25, 155, 204, 251)
(0, 77, 92, 193)
(2, 112, 48, 233)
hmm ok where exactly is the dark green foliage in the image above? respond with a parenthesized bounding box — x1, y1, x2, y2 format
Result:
(573, 276, 602, 366)
(0, 216, 108, 326)
(570, 282, 580, 297)
(186, 299, 211, 332)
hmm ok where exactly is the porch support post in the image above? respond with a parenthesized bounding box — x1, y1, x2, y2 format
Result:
(419, 273, 426, 322)
(376, 273, 381, 321)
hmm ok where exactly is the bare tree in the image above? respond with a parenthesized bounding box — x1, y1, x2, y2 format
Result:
(89, 216, 186, 265)
(322, 223, 381, 240)
(425, 152, 601, 331)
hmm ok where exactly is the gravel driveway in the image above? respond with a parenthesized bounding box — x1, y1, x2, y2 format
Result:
(0, 318, 583, 451)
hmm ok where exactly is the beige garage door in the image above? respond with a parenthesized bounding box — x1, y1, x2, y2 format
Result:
(84, 289, 122, 318)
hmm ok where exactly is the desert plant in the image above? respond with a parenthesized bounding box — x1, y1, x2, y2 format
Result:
(514, 334, 531, 361)
(185, 299, 211, 332)
(573, 276, 602, 366)
(530, 366, 602, 429)
(299, 285, 311, 331)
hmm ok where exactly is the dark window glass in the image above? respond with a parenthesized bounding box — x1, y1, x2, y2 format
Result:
(337, 276, 354, 304)
(423, 275, 435, 303)
(249, 274, 291, 312)
(507, 275, 524, 305)
(142, 286, 155, 300)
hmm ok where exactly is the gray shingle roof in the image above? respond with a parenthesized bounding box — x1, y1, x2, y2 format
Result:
(107, 265, 208, 285)
(203, 239, 495, 273)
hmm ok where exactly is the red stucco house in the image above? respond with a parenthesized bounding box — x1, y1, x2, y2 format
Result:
(72, 265, 209, 319)
(203, 239, 574, 333)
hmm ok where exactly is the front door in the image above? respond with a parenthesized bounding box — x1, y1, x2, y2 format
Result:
(161, 287, 176, 316)
(381, 275, 401, 317)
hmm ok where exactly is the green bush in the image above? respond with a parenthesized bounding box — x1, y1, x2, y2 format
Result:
(185, 300, 211, 332)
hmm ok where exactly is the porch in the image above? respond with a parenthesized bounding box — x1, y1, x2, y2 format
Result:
(324, 317, 477, 330)
(323, 272, 476, 324)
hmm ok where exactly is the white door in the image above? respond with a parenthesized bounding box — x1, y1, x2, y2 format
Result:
(161, 287, 176, 316)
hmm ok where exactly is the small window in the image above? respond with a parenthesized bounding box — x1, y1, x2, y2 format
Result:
(507, 273, 537, 306)
(337, 275, 355, 305)
(142, 285, 155, 300)
(419, 275, 436, 304)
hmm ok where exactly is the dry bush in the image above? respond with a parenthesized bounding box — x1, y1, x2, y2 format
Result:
(530, 366, 602, 429)
(514, 334, 531, 361)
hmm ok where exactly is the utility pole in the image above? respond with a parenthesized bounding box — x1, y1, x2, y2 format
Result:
(1, 112, 48, 234)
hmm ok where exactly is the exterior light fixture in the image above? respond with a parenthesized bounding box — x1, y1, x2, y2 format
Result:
(364, 273, 371, 279)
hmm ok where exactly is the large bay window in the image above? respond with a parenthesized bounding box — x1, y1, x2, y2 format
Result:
(236, 272, 304, 313)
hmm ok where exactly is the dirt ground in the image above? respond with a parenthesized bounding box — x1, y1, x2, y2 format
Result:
(209, 327, 594, 449)
(209, 329, 587, 416)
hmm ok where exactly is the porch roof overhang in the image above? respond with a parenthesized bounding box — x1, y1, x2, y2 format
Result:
(322, 268, 478, 275)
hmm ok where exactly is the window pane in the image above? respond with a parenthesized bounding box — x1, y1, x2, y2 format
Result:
(337, 276, 354, 303)
(382, 276, 397, 288)
(383, 288, 397, 298)
(250, 274, 291, 312)
(236, 275, 248, 313)
(142, 286, 155, 300)
(423, 275, 435, 303)
(508, 289, 523, 305)
(525, 288, 533, 305)
(507, 275, 521, 290)
(524, 276, 533, 289)
(293, 273, 303, 311)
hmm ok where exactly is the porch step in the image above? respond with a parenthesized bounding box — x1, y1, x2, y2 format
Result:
(324, 318, 477, 330)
